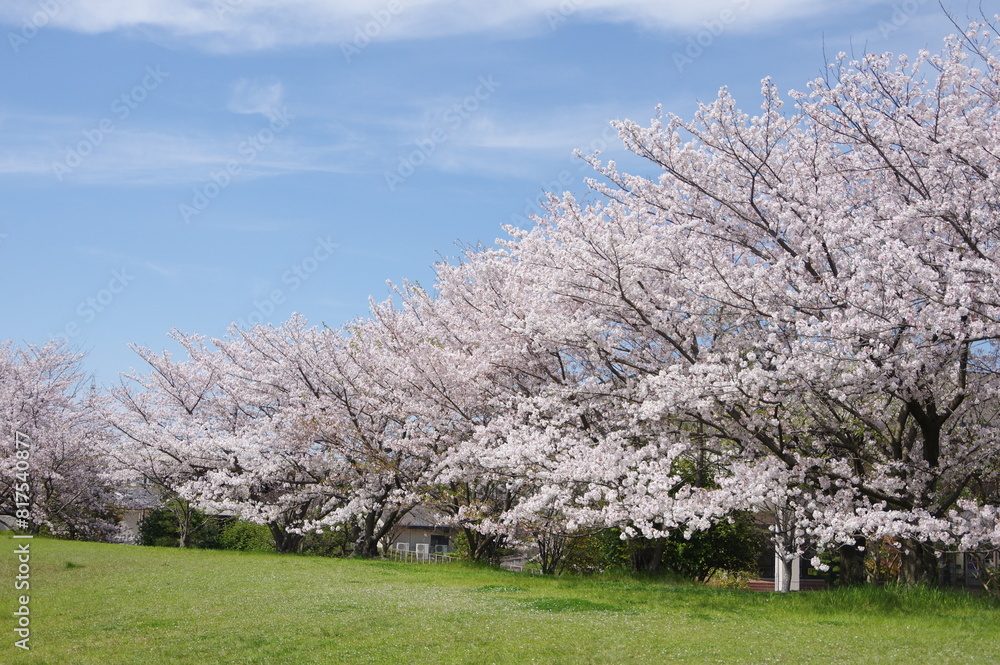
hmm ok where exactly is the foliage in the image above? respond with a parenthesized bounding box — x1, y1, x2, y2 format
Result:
(659, 513, 765, 583)
(562, 529, 630, 574)
(219, 520, 275, 552)
(449, 528, 472, 560)
(138, 507, 184, 547)
(864, 538, 904, 586)
(561, 519, 762, 582)
(300, 524, 355, 557)
(138, 506, 225, 549)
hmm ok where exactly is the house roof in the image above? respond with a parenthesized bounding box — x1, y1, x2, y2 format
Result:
(397, 506, 452, 528)
(114, 486, 164, 511)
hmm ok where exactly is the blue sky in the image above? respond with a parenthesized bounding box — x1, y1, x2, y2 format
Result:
(0, 0, 968, 384)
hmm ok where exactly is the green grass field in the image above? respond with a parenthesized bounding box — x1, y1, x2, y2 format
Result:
(1, 534, 997, 664)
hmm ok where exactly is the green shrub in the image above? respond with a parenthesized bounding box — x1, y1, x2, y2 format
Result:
(219, 521, 275, 553)
(137, 506, 227, 549)
(563, 529, 630, 574)
(448, 529, 515, 564)
(138, 508, 181, 547)
(300, 526, 354, 557)
(562, 514, 763, 582)
(659, 513, 764, 582)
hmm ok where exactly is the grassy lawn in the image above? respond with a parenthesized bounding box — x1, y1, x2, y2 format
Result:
(1, 534, 997, 664)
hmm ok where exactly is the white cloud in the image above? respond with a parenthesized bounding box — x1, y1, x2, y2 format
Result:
(0, 93, 676, 186)
(228, 77, 285, 117)
(0, 0, 890, 52)
(0, 111, 360, 185)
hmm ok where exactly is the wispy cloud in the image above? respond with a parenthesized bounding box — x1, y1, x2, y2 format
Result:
(0, 95, 650, 185)
(0, 0, 889, 52)
(0, 114, 361, 185)
(228, 77, 285, 117)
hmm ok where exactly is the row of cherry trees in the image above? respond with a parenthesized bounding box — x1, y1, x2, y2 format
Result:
(4, 23, 999, 584)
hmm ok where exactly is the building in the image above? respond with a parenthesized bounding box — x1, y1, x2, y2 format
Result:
(386, 506, 456, 555)
(114, 486, 165, 542)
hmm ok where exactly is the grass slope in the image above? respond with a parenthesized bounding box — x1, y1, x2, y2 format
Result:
(1, 535, 997, 664)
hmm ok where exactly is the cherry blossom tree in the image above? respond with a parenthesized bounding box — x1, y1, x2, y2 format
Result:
(0, 341, 122, 540)
(372, 250, 601, 563)
(479, 22, 1000, 584)
(105, 340, 240, 547)
(240, 315, 431, 558)
(106, 317, 437, 556)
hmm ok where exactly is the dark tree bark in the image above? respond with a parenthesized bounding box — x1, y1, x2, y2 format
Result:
(838, 537, 867, 586)
(352, 505, 410, 558)
(536, 530, 571, 575)
(269, 522, 305, 553)
(462, 526, 505, 564)
(899, 539, 939, 585)
(629, 538, 666, 574)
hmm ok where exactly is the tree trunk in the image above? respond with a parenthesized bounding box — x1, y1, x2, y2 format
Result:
(352, 506, 408, 558)
(647, 539, 666, 574)
(839, 537, 867, 586)
(537, 531, 571, 575)
(352, 510, 380, 558)
(269, 522, 304, 553)
(352, 533, 382, 558)
(899, 539, 938, 585)
(352, 537, 380, 558)
(463, 527, 503, 564)
(627, 538, 666, 574)
(777, 556, 793, 593)
(173, 502, 192, 548)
